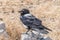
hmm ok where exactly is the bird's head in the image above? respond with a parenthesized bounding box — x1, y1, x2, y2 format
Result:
(19, 9, 30, 16)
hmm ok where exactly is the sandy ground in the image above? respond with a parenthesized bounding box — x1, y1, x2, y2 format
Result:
(0, 0, 60, 40)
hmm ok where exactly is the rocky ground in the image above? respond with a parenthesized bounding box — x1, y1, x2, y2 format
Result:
(0, 0, 60, 40)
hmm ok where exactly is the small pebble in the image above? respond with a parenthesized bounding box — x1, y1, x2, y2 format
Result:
(0, 21, 5, 34)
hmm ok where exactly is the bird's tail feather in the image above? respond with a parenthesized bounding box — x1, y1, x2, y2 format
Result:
(42, 26, 52, 31)
(38, 25, 52, 31)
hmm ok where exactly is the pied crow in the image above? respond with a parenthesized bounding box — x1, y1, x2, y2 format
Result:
(19, 9, 52, 33)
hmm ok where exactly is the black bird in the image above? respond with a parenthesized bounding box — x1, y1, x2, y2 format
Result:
(19, 9, 52, 33)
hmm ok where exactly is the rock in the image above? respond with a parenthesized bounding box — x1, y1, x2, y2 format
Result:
(43, 37, 52, 40)
(21, 34, 29, 40)
(0, 21, 9, 40)
(0, 21, 5, 34)
(21, 31, 52, 40)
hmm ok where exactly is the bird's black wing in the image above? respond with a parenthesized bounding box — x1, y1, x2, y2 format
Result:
(20, 14, 42, 29)
(32, 18, 52, 31)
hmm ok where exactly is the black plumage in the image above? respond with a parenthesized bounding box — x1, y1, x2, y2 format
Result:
(19, 9, 52, 33)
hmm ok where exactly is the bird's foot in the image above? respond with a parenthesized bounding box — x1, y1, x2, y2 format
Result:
(21, 32, 29, 35)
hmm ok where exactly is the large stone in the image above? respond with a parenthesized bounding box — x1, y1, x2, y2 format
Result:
(21, 31, 52, 40)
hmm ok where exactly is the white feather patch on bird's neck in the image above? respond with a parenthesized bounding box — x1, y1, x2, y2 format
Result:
(24, 14, 32, 17)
